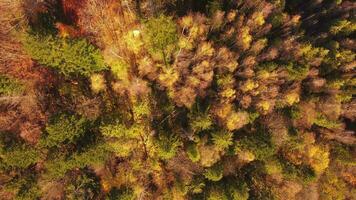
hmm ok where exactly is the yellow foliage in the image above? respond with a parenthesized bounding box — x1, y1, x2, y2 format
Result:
(285, 92, 300, 106)
(240, 27, 252, 50)
(197, 42, 214, 57)
(237, 150, 255, 163)
(265, 160, 283, 175)
(158, 67, 179, 88)
(257, 70, 270, 80)
(226, 111, 249, 131)
(198, 144, 221, 167)
(220, 88, 236, 100)
(307, 145, 330, 174)
(124, 29, 144, 54)
(108, 58, 130, 82)
(253, 12, 265, 26)
(178, 37, 193, 50)
(214, 103, 232, 120)
(241, 79, 258, 92)
(257, 101, 271, 113)
(90, 73, 106, 93)
(180, 15, 194, 27)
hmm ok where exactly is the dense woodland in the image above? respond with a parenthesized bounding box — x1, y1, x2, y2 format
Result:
(0, 0, 355, 199)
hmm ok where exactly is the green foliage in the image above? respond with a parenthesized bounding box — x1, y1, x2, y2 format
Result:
(45, 144, 109, 179)
(109, 59, 130, 81)
(0, 75, 24, 96)
(243, 162, 275, 200)
(155, 133, 181, 160)
(24, 35, 106, 77)
(100, 122, 141, 139)
(331, 143, 355, 165)
(286, 105, 302, 119)
(225, 179, 250, 200)
(189, 113, 213, 133)
(4, 174, 41, 200)
(100, 122, 143, 157)
(207, 186, 228, 200)
(203, 163, 224, 181)
(314, 113, 341, 129)
(106, 187, 136, 200)
(1, 145, 40, 169)
(186, 142, 200, 162)
(279, 158, 316, 184)
(65, 171, 101, 200)
(211, 130, 233, 150)
(144, 15, 178, 63)
(90, 73, 106, 93)
(285, 62, 309, 81)
(132, 101, 151, 120)
(40, 114, 90, 148)
(248, 112, 260, 123)
(2, 1, 356, 199)
(235, 131, 276, 161)
(330, 19, 356, 35)
(319, 170, 347, 200)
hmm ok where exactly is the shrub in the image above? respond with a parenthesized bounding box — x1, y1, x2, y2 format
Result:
(235, 131, 276, 161)
(186, 142, 200, 162)
(211, 130, 233, 150)
(100, 122, 141, 139)
(155, 133, 181, 160)
(45, 144, 109, 179)
(314, 113, 341, 129)
(279, 158, 316, 184)
(203, 163, 224, 181)
(107, 187, 136, 200)
(0, 75, 24, 96)
(109, 58, 130, 82)
(143, 15, 178, 64)
(24, 35, 106, 77)
(90, 73, 106, 93)
(319, 170, 347, 200)
(189, 113, 213, 133)
(206, 186, 228, 200)
(225, 179, 249, 200)
(65, 171, 101, 200)
(330, 19, 356, 35)
(331, 143, 355, 165)
(3, 174, 41, 200)
(100, 122, 142, 157)
(40, 114, 90, 148)
(285, 62, 309, 81)
(1, 145, 40, 169)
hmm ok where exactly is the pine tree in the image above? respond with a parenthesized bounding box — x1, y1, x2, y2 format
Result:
(24, 35, 106, 77)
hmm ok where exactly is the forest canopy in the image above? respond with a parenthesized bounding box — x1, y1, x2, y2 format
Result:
(0, 0, 355, 199)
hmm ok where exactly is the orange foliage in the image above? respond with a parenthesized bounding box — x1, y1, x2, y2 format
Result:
(62, 0, 86, 24)
(55, 22, 83, 38)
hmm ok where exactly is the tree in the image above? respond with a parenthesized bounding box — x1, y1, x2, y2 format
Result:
(211, 130, 233, 150)
(143, 15, 178, 65)
(44, 143, 109, 179)
(64, 171, 101, 200)
(155, 133, 181, 160)
(203, 163, 224, 181)
(24, 35, 106, 77)
(0, 75, 24, 96)
(40, 114, 89, 148)
(90, 73, 106, 93)
(1, 145, 39, 169)
(186, 142, 200, 162)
